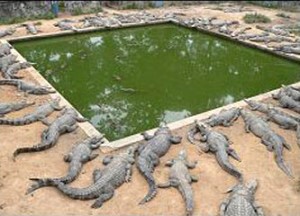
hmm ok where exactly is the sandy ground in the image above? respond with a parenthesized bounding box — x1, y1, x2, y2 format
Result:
(0, 2, 300, 216)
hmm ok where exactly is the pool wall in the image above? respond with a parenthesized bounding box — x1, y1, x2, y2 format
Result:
(3, 18, 300, 153)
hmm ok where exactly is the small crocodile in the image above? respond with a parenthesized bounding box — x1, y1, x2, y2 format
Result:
(220, 179, 264, 216)
(0, 79, 56, 95)
(0, 100, 34, 116)
(0, 98, 63, 126)
(0, 54, 18, 72)
(28, 146, 135, 208)
(0, 43, 11, 57)
(54, 21, 78, 31)
(13, 108, 86, 158)
(22, 23, 39, 35)
(272, 91, 300, 113)
(158, 150, 198, 216)
(240, 109, 293, 177)
(27, 136, 105, 193)
(189, 121, 242, 180)
(204, 107, 241, 127)
(136, 122, 182, 205)
(244, 99, 300, 122)
(2, 62, 31, 79)
(0, 27, 16, 38)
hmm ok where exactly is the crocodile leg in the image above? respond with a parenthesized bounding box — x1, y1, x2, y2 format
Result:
(227, 148, 241, 162)
(253, 201, 265, 216)
(219, 199, 229, 216)
(63, 153, 73, 162)
(39, 117, 51, 126)
(125, 163, 133, 182)
(64, 124, 78, 132)
(157, 181, 171, 188)
(102, 155, 114, 165)
(76, 116, 87, 122)
(93, 169, 103, 183)
(165, 160, 174, 167)
(170, 135, 182, 144)
(91, 186, 114, 208)
(244, 122, 250, 133)
(88, 153, 99, 161)
(277, 134, 291, 150)
(261, 137, 274, 152)
(190, 175, 198, 182)
(185, 161, 197, 169)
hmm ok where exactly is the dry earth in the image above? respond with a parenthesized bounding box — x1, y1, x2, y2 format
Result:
(0, 2, 300, 216)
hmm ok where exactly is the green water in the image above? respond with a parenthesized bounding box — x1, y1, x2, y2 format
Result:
(13, 24, 300, 141)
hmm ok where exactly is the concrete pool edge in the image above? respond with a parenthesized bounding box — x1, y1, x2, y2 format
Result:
(3, 19, 300, 153)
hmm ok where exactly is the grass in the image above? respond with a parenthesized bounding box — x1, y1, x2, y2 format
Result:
(71, 6, 103, 16)
(0, 12, 55, 25)
(122, 2, 139, 10)
(243, 13, 271, 24)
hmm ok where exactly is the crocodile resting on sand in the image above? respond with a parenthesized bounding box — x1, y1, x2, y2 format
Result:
(28, 147, 135, 208)
(0, 100, 34, 116)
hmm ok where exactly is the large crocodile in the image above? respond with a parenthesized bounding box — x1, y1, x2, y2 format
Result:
(220, 179, 264, 216)
(0, 43, 11, 57)
(204, 107, 241, 127)
(0, 98, 63, 125)
(2, 62, 31, 79)
(272, 91, 300, 113)
(0, 54, 18, 72)
(27, 136, 105, 193)
(188, 121, 242, 180)
(28, 146, 135, 208)
(13, 108, 86, 158)
(158, 150, 198, 216)
(281, 85, 300, 101)
(136, 122, 182, 205)
(0, 100, 34, 116)
(240, 109, 293, 177)
(0, 79, 56, 95)
(244, 99, 300, 122)
(0, 27, 16, 38)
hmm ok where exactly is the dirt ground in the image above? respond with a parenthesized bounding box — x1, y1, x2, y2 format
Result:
(0, 2, 300, 216)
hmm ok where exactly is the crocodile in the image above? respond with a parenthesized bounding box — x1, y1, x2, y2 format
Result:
(2, 62, 31, 79)
(272, 91, 300, 113)
(13, 108, 86, 158)
(27, 136, 105, 193)
(204, 107, 241, 127)
(281, 85, 300, 101)
(157, 150, 198, 216)
(188, 121, 242, 181)
(54, 21, 78, 31)
(136, 122, 182, 205)
(244, 99, 300, 122)
(231, 27, 252, 37)
(0, 100, 34, 116)
(240, 109, 293, 177)
(220, 179, 264, 216)
(0, 27, 16, 38)
(22, 23, 39, 35)
(0, 43, 11, 57)
(0, 54, 18, 72)
(0, 97, 63, 126)
(0, 79, 56, 95)
(28, 146, 135, 208)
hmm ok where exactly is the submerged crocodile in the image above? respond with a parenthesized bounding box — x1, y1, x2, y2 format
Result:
(27, 136, 105, 193)
(204, 107, 241, 127)
(240, 109, 293, 177)
(158, 150, 198, 216)
(220, 179, 264, 216)
(2, 62, 31, 79)
(0, 54, 18, 72)
(0, 43, 11, 57)
(188, 121, 242, 180)
(0, 79, 56, 95)
(28, 146, 135, 208)
(136, 122, 182, 204)
(13, 108, 86, 158)
(0, 98, 63, 125)
(272, 91, 300, 113)
(0, 100, 34, 116)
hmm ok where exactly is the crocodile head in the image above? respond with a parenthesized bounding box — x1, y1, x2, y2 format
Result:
(195, 121, 210, 136)
(50, 97, 61, 107)
(154, 121, 171, 135)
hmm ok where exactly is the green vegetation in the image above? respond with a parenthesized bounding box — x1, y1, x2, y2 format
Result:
(0, 12, 55, 25)
(122, 2, 139, 10)
(276, 13, 291, 19)
(71, 6, 103, 16)
(243, 13, 271, 24)
(147, 2, 155, 8)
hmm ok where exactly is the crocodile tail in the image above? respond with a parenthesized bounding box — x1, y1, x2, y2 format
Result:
(13, 142, 53, 158)
(26, 178, 59, 194)
(137, 156, 157, 205)
(216, 151, 243, 181)
(0, 117, 30, 126)
(0, 79, 17, 86)
(296, 124, 300, 148)
(274, 151, 293, 178)
(178, 182, 194, 216)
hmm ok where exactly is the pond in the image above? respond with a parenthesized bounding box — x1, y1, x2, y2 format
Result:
(13, 24, 300, 141)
